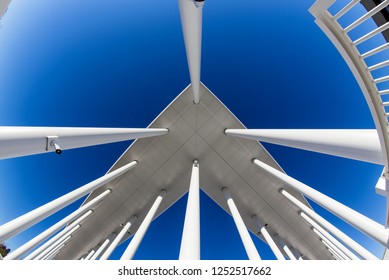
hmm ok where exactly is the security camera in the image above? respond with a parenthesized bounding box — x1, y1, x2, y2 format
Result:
(51, 141, 62, 155)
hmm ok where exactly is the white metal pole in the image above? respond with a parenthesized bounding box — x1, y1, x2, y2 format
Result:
(223, 188, 261, 260)
(178, 0, 204, 104)
(90, 237, 112, 260)
(0, 127, 168, 160)
(84, 250, 96, 260)
(179, 160, 200, 260)
(10, 190, 109, 260)
(44, 243, 65, 260)
(0, 161, 136, 243)
(100, 216, 137, 260)
(273, 234, 297, 260)
(40, 239, 68, 260)
(325, 243, 345, 260)
(316, 229, 350, 260)
(35, 226, 79, 260)
(280, 189, 375, 259)
(226, 129, 383, 164)
(37, 234, 73, 260)
(252, 216, 285, 260)
(253, 159, 389, 250)
(300, 211, 354, 260)
(120, 190, 167, 260)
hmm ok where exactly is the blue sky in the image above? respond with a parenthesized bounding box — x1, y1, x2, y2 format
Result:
(0, 0, 386, 259)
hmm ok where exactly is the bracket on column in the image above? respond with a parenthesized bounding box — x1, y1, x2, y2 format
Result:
(46, 136, 62, 154)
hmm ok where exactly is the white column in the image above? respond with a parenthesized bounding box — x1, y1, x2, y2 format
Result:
(100, 216, 137, 260)
(280, 188, 376, 260)
(0, 161, 136, 243)
(90, 237, 112, 260)
(35, 227, 79, 260)
(43, 243, 65, 260)
(300, 211, 355, 260)
(178, 0, 204, 104)
(179, 160, 200, 260)
(317, 230, 349, 260)
(120, 190, 167, 260)
(225, 129, 383, 165)
(253, 159, 389, 250)
(273, 234, 296, 260)
(0, 127, 168, 160)
(18, 189, 107, 260)
(223, 188, 261, 260)
(252, 216, 285, 260)
(84, 250, 96, 260)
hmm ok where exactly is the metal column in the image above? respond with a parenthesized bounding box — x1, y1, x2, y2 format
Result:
(179, 160, 200, 259)
(120, 190, 167, 260)
(223, 188, 261, 260)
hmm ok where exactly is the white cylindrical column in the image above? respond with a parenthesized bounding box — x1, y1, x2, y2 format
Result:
(318, 232, 349, 260)
(23, 208, 96, 260)
(273, 234, 297, 260)
(280, 188, 376, 260)
(8, 189, 110, 260)
(300, 211, 355, 260)
(0, 161, 136, 243)
(100, 216, 137, 260)
(179, 160, 200, 260)
(0, 127, 168, 160)
(178, 0, 204, 104)
(35, 226, 79, 260)
(84, 250, 96, 260)
(90, 237, 112, 260)
(223, 188, 261, 260)
(253, 159, 389, 250)
(225, 129, 383, 164)
(43, 243, 66, 260)
(120, 190, 167, 260)
(252, 216, 285, 260)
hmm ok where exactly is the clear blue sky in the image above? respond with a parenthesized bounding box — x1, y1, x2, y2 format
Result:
(0, 0, 386, 259)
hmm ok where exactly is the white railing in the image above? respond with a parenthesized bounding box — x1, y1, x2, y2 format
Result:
(310, 0, 389, 176)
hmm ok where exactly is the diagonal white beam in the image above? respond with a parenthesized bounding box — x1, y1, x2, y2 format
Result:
(120, 190, 167, 260)
(273, 234, 297, 260)
(253, 159, 389, 250)
(300, 211, 356, 260)
(9, 190, 109, 260)
(252, 216, 285, 260)
(179, 160, 200, 259)
(178, 0, 204, 104)
(0, 126, 168, 160)
(90, 236, 113, 260)
(0, 161, 137, 243)
(99, 216, 137, 260)
(281, 188, 376, 260)
(225, 129, 383, 165)
(223, 188, 261, 260)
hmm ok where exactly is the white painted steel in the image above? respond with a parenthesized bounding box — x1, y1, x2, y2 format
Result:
(100, 216, 137, 260)
(0, 162, 136, 243)
(309, 2, 389, 212)
(0, 127, 168, 160)
(253, 159, 389, 250)
(41, 240, 68, 260)
(313, 228, 350, 260)
(225, 129, 383, 165)
(253, 216, 285, 260)
(344, 0, 389, 33)
(35, 230, 77, 260)
(223, 188, 261, 260)
(120, 190, 167, 260)
(300, 211, 356, 260)
(90, 238, 111, 260)
(179, 160, 200, 260)
(280, 189, 377, 260)
(11, 190, 109, 260)
(44, 244, 65, 260)
(326, 245, 344, 260)
(85, 250, 95, 260)
(178, 0, 203, 104)
(274, 234, 297, 260)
